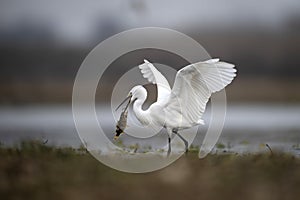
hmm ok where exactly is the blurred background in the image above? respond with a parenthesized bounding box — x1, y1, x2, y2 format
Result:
(1, 1, 300, 200)
(0, 0, 300, 152)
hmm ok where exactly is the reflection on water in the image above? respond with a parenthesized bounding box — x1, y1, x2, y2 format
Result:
(0, 104, 299, 155)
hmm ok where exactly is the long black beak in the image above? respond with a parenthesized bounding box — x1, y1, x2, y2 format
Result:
(115, 94, 132, 111)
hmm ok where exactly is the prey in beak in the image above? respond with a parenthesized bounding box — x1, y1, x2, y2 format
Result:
(114, 93, 132, 140)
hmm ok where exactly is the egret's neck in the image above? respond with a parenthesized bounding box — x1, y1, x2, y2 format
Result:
(133, 94, 150, 126)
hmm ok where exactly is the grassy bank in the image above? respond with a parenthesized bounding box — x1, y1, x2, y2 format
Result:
(0, 141, 300, 200)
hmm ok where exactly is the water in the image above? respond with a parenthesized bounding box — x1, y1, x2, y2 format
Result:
(0, 104, 299, 155)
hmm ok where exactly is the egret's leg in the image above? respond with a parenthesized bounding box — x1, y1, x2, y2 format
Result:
(167, 136, 171, 156)
(166, 128, 172, 156)
(173, 130, 188, 153)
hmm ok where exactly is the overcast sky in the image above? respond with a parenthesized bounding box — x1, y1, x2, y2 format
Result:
(0, 0, 299, 43)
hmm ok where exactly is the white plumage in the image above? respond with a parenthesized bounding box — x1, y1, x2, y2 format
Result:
(121, 58, 237, 155)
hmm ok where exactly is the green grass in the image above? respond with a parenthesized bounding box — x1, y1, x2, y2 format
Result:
(1, 141, 300, 200)
(216, 143, 226, 149)
(239, 140, 250, 145)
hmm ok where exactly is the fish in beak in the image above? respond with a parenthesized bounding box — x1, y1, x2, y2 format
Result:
(114, 94, 132, 140)
(114, 125, 124, 140)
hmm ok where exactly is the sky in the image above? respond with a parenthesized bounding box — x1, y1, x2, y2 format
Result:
(0, 0, 299, 44)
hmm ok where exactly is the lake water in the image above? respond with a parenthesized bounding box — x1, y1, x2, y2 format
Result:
(0, 104, 299, 155)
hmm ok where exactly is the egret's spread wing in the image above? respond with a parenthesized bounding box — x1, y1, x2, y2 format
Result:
(139, 60, 171, 103)
(165, 58, 236, 126)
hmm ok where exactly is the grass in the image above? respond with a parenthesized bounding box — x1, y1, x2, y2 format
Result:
(0, 141, 300, 200)
(216, 143, 226, 149)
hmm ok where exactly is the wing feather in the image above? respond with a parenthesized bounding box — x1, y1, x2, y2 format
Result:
(164, 58, 237, 127)
(138, 60, 171, 104)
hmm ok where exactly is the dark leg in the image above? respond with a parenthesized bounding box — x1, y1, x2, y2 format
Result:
(173, 130, 188, 154)
(167, 136, 171, 156)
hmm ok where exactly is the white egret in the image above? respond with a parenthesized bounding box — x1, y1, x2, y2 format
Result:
(116, 58, 237, 155)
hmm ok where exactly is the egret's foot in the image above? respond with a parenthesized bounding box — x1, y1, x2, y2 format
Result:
(185, 148, 189, 155)
(167, 148, 171, 157)
(173, 130, 188, 155)
(183, 140, 189, 155)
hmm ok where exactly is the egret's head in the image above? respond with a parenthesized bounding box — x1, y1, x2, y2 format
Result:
(115, 85, 146, 111)
(129, 85, 147, 102)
